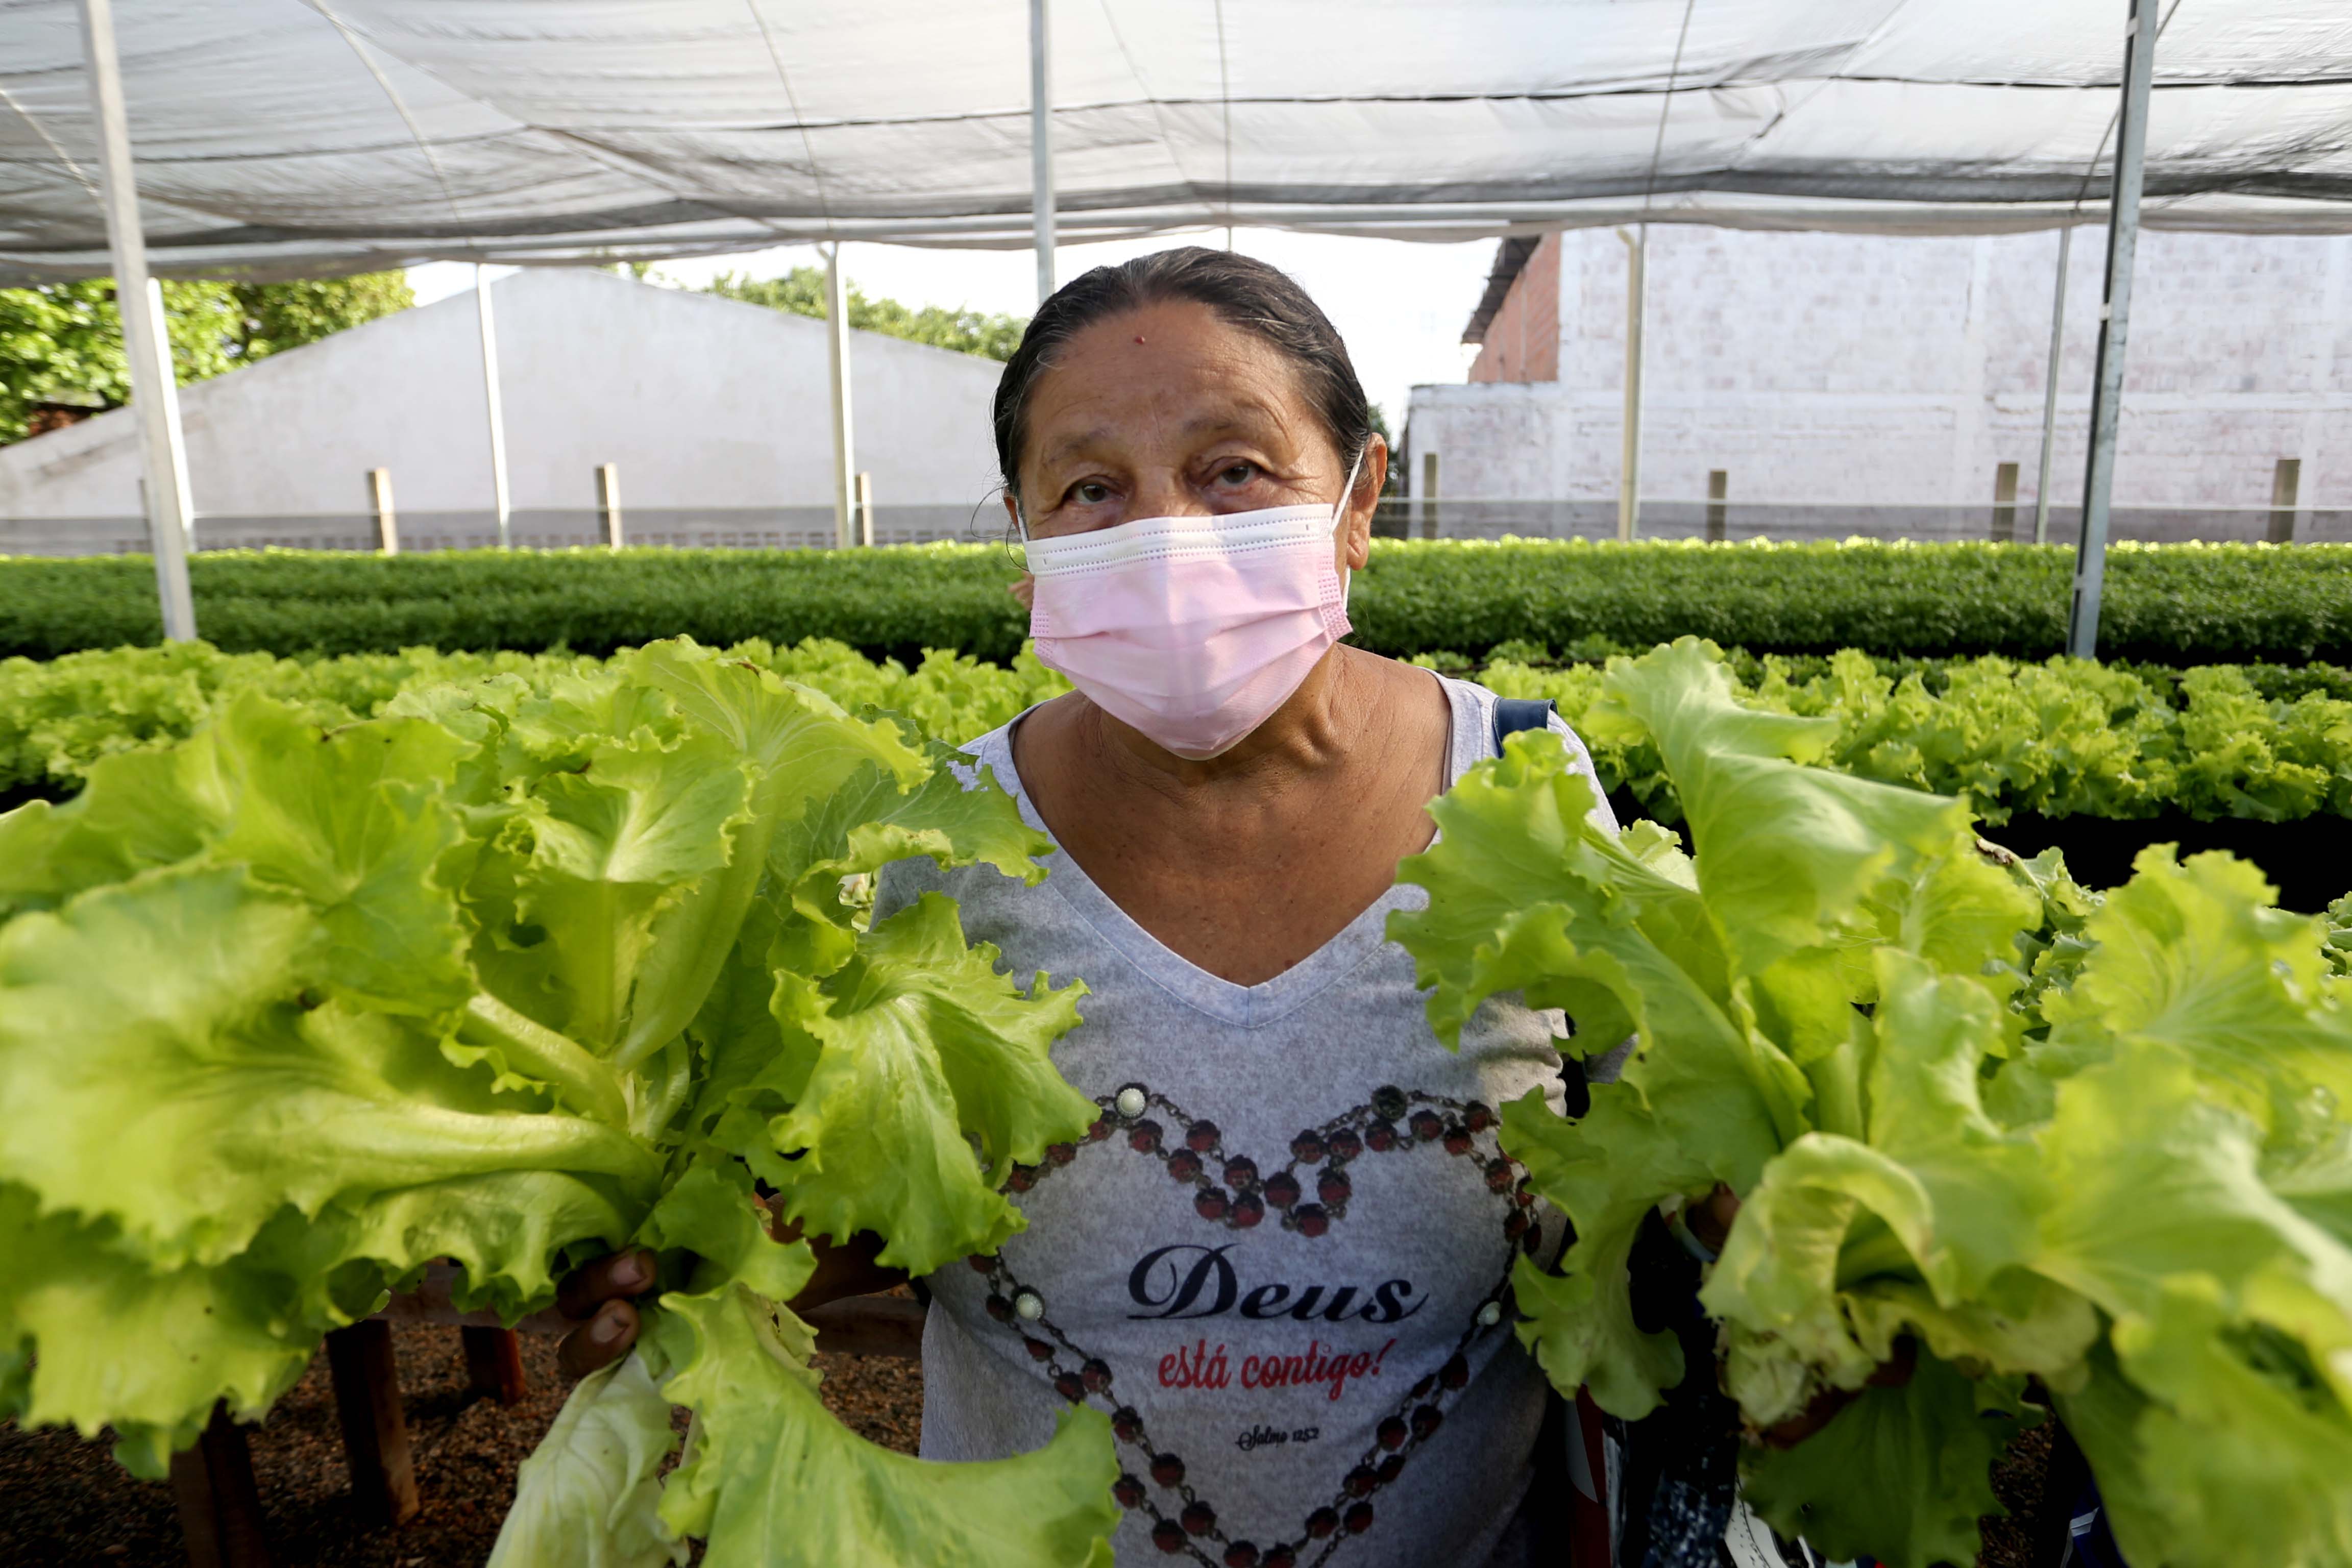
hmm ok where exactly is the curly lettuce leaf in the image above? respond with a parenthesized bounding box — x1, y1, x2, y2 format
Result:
(640, 1160, 816, 1302)
(611, 642, 930, 1071)
(0, 1186, 317, 1478)
(0, 864, 658, 1270)
(2112, 1278, 2352, 1568)
(487, 1352, 685, 1568)
(1501, 1088, 1703, 1419)
(761, 893, 1093, 1273)
(2042, 845, 2352, 1126)
(650, 1284, 1118, 1568)
(1396, 733, 1793, 1175)
(1739, 1353, 2035, 1568)
(1589, 637, 1970, 982)
(1706, 952, 2061, 1419)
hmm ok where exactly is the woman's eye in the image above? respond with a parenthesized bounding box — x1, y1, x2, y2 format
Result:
(1216, 461, 1259, 486)
(1070, 481, 1111, 505)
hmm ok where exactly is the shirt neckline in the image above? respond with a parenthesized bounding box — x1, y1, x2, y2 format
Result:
(979, 670, 1490, 1030)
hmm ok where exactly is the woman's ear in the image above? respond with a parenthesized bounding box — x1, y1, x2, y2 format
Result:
(1341, 434, 1387, 571)
(1002, 489, 1023, 534)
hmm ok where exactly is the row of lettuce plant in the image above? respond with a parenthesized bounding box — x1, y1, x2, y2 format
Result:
(6, 537, 2350, 665)
(10, 637, 2350, 829)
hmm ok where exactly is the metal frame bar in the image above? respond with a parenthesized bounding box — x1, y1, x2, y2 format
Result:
(827, 241, 857, 548)
(78, 0, 196, 640)
(2066, 0, 2157, 658)
(475, 265, 512, 549)
(2033, 226, 2073, 545)
(1031, 0, 1055, 305)
(1616, 226, 1647, 541)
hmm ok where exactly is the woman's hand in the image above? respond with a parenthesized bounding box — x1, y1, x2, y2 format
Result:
(1009, 573, 1036, 611)
(555, 1246, 657, 1377)
(554, 1205, 912, 1378)
(1679, 1183, 1917, 1448)
(1682, 1183, 1742, 1256)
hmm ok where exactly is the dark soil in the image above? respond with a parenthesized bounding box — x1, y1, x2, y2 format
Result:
(0, 1325, 2076, 1567)
(1980, 1417, 2061, 1568)
(0, 1324, 925, 1568)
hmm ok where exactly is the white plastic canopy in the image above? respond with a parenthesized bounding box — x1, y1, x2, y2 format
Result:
(5, 0, 2352, 285)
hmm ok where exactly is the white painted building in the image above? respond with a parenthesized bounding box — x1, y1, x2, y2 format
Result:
(0, 268, 1007, 552)
(1400, 228, 2352, 543)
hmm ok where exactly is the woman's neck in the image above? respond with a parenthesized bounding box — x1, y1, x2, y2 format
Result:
(1083, 646, 1364, 801)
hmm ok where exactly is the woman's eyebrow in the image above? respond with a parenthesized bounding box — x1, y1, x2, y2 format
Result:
(1181, 406, 1283, 440)
(1038, 407, 1287, 471)
(1039, 428, 1115, 470)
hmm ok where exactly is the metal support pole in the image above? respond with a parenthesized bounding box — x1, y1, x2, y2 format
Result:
(1616, 226, 1647, 542)
(1030, 0, 1055, 305)
(2033, 226, 2073, 545)
(856, 470, 875, 547)
(597, 462, 623, 549)
(2066, 0, 2157, 660)
(78, 0, 196, 641)
(475, 266, 512, 549)
(826, 243, 857, 549)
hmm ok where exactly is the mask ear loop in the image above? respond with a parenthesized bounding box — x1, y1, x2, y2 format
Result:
(1331, 446, 1368, 613)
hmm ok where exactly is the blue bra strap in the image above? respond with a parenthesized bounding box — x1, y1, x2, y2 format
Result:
(1490, 696, 1557, 755)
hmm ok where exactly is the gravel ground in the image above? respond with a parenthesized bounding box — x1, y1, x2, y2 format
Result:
(2, 1327, 2063, 1567)
(0, 1324, 925, 1568)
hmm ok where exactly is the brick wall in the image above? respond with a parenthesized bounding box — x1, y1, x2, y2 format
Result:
(1467, 234, 1562, 384)
(1408, 225, 2352, 515)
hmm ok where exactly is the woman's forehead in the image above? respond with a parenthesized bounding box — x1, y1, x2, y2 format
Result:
(1025, 303, 1315, 455)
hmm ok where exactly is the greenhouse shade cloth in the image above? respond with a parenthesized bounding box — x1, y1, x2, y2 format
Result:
(5, 0, 2352, 284)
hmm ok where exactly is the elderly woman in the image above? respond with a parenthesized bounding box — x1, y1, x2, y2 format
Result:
(565, 249, 1630, 1567)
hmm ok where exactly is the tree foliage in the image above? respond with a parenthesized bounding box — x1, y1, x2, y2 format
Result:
(701, 268, 1027, 362)
(0, 273, 413, 445)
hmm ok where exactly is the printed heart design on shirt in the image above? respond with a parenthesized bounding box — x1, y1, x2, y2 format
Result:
(969, 1081, 1546, 1568)
(1003, 1082, 1540, 1248)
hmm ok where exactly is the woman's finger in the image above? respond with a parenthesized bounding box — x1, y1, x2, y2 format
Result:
(1760, 1339, 1918, 1448)
(1009, 573, 1036, 610)
(1684, 1182, 1742, 1255)
(557, 1297, 640, 1378)
(1760, 1384, 1855, 1449)
(554, 1246, 655, 1321)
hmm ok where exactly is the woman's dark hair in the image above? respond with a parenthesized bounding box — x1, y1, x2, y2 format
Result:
(992, 247, 1374, 504)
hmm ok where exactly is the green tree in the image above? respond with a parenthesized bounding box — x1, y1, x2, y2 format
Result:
(225, 273, 413, 361)
(0, 272, 412, 445)
(702, 267, 1028, 362)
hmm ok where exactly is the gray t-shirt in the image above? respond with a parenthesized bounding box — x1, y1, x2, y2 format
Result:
(874, 673, 1618, 1568)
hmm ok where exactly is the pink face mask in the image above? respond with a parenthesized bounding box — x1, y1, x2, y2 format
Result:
(1022, 455, 1364, 760)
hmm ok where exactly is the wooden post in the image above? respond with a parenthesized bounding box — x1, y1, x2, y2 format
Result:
(1992, 460, 2020, 543)
(325, 1320, 419, 1528)
(597, 461, 624, 549)
(1706, 469, 1728, 542)
(168, 1402, 272, 1568)
(368, 468, 397, 555)
(856, 470, 875, 547)
(1420, 451, 1440, 540)
(2270, 457, 2301, 544)
(461, 1325, 527, 1407)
